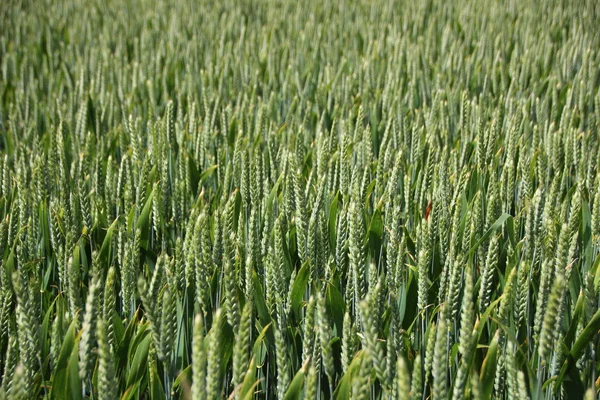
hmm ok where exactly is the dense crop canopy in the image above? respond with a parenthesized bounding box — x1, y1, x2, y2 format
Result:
(0, 0, 599, 398)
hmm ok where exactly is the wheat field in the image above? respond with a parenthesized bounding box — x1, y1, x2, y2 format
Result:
(0, 0, 599, 398)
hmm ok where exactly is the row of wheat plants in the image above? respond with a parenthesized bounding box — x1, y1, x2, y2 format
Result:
(0, 0, 599, 398)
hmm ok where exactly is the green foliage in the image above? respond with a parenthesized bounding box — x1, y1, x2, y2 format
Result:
(0, 0, 599, 398)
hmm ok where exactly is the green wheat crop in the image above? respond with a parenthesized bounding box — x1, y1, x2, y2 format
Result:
(0, 0, 599, 398)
